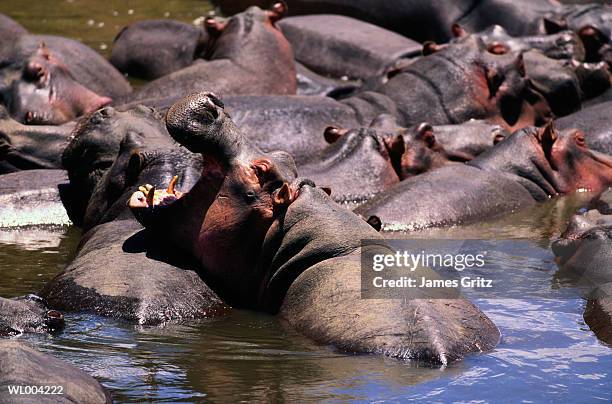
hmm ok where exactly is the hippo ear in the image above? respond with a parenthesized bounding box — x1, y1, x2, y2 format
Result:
(543, 17, 568, 34)
(422, 41, 444, 56)
(36, 42, 51, 60)
(324, 126, 349, 144)
(126, 151, 144, 184)
(451, 23, 467, 38)
(416, 123, 436, 148)
(384, 133, 406, 158)
(267, 1, 288, 23)
(487, 42, 509, 55)
(366, 215, 382, 232)
(321, 186, 331, 196)
(536, 121, 558, 162)
(204, 17, 227, 36)
(273, 182, 294, 208)
(483, 65, 505, 98)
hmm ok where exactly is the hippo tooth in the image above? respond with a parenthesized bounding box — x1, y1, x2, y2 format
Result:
(167, 175, 178, 194)
(146, 186, 155, 207)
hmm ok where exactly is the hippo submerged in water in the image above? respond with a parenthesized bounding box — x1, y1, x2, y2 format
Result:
(552, 189, 612, 344)
(126, 92, 501, 363)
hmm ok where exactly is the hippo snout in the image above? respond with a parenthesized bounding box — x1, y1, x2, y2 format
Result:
(166, 92, 247, 160)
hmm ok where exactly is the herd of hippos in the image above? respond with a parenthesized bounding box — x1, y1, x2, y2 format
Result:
(0, 0, 611, 401)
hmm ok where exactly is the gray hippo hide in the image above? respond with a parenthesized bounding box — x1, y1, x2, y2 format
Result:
(278, 14, 421, 80)
(0, 105, 73, 173)
(111, 19, 209, 80)
(127, 92, 501, 364)
(0, 295, 63, 337)
(0, 340, 111, 403)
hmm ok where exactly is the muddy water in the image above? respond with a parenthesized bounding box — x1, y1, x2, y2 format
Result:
(1, 0, 611, 402)
(0, 196, 610, 402)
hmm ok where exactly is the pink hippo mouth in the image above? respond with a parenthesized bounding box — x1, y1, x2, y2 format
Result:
(128, 176, 185, 226)
(128, 175, 184, 209)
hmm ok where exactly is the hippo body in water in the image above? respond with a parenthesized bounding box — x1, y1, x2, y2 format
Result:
(0, 340, 112, 403)
(128, 92, 501, 363)
(128, 4, 296, 103)
(111, 19, 208, 80)
(42, 105, 229, 325)
(552, 190, 612, 344)
(0, 295, 63, 337)
(0, 106, 73, 172)
(355, 124, 612, 231)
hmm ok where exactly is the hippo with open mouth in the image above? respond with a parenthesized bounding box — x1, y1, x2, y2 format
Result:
(127, 92, 500, 364)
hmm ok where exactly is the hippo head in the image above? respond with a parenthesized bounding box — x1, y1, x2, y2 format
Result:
(544, 5, 611, 64)
(423, 35, 552, 131)
(62, 105, 162, 224)
(4, 44, 111, 125)
(204, 2, 290, 59)
(128, 92, 298, 306)
(365, 114, 467, 180)
(548, 126, 612, 195)
(472, 123, 612, 198)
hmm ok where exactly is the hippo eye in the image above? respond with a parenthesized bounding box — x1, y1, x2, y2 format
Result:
(245, 190, 257, 202)
(575, 132, 586, 147)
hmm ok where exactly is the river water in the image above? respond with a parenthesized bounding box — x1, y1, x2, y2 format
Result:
(2, 0, 611, 402)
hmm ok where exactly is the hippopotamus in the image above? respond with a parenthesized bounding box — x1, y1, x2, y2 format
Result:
(543, 3, 612, 64)
(454, 25, 586, 61)
(42, 105, 230, 325)
(0, 44, 112, 125)
(555, 101, 612, 156)
(0, 105, 73, 172)
(552, 191, 612, 344)
(0, 295, 63, 337)
(0, 169, 72, 228)
(355, 123, 612, 231)
(0, 13, 27, 44)
(278, 14, 421, 80)
(127, 3, 296, 103)
(521, 49, 583, 117)
(402, 119, 509, 160)
(342, 35, 551, 131)
(298, 126, 400, 208)
(110, 19, 209, 80)
(127, 92, 501, 363)
(1, 34, 131, 99)
(213, 0, 560, 43)
(0, 340, 111, 403)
